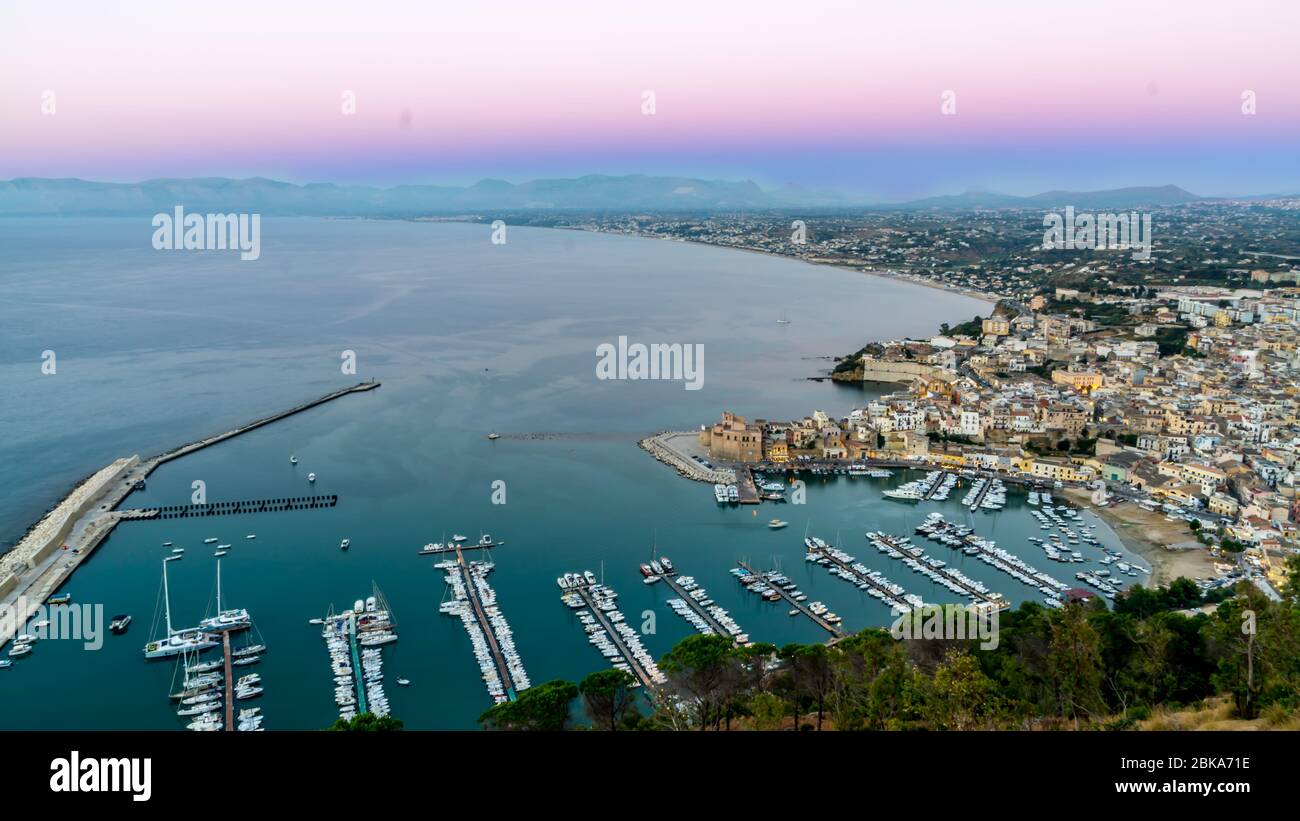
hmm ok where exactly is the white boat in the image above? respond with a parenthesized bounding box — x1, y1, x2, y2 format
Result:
(213, 551, 227, 557)
(143, 559, 220, 659)
(203, 538, 218, 544)
(397, 678, 411, 686)
(197, 561, 251, 632)
(0, 660, 12, 669)
(769, 519, 789, 529)
(290, 455, 298, 464)
(245, 534, 256, 540)
(340, 539, 350, 550)
(308, 473, 316, 483)
(7, 645, 32, 658)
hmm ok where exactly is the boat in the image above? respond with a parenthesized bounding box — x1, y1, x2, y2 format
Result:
(307, 473, 316, 483)
(245, 534, 256, 540)
(213, 551, 227, 557)
(660, 557, 673, 573)
(776, 311, 791, 325)
(7, 645, 31, 658)
(487, 432, 500, 440)
(197, 561, 251, 632)
(769, 519, 788, 530)
(639, 563, 654, 577)
(397, 678, 411, 686)
(163, 542, 173, 547)
(203, 538, 218, 544)
(231, 644, 265, 658)
(186, 658, 222, 674)
(142, 559, 220, 659)
(340, 539, 350, 550)
(714, 484, 728, 503)
(109, 614, 132, 634)
(451, 534, 467, 543)
(233, 656, 260, 667)
(0, 660, 12, 669)
(47, 593, 71, 605)
(290, 455, 298, 464)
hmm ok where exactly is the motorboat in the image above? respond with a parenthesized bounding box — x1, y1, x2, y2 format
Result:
(340, 538, 350, 550)
(769, 519, 788, 529)
(109, 614, 132, 634)
(308, 473, 317, 483)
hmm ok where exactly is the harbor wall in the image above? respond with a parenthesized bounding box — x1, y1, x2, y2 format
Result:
(640, 432, 737, 483)
(0, 456, 137, 578)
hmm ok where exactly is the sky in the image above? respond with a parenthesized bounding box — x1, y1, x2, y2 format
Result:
(2, 0, 1298, 199)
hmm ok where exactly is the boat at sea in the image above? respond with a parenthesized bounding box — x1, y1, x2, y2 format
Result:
(308, 473, 316, 483)
(143, 559, 220, 659)
(203, 538, 218, 544)
(769, 519, 788, 529)
(340, 538, 350, 550)
(196, 560, 251, 632)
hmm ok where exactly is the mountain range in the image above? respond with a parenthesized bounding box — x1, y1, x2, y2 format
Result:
(0, 176, 1269, 216)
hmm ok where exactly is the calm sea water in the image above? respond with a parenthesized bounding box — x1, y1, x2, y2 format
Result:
(0, 218, 1139, 729)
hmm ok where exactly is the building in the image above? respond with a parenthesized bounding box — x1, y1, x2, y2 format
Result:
(699, 411, 763, 462)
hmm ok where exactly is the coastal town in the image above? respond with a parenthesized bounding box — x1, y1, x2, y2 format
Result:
(649, 279, 1300, 605)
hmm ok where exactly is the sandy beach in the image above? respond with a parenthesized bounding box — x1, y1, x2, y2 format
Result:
(1060, 488, 1218, 587)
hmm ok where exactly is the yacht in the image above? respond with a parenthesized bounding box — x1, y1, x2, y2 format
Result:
(143, 559, 220, 659)
(769, 519, 789, 529)
(659, 557, 674, 573)
(213, 550, 228, 557)
(397, 678, 411, 686)
(308, 473, 317, 483)
(714, 484, 728, 503)
(340, 539, 350, 550)
(0, 660, 12, 669)
(203, 538, 218, 544)
(7, 645, 32, 658)
(486, 432, 500, 440)
(245, 534, 256, 540)
(290, 455, 298, 464)
(196, 561, 251, 632)
(727, 485, 740, 502)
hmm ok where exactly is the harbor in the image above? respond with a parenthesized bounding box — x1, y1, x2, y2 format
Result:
(917, 512, 1070, 602)
(559, 572, 666, 690)
(802, 536, 926, 615)
(649, 558, 751, 646)
(866, 531, 1009, 614)
(316, 588, 397, 723)
(733, 560, 846, 639)
(438, 552, 530, 704)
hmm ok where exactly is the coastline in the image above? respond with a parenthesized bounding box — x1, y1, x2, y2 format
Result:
(1059, 488, 1217, 587)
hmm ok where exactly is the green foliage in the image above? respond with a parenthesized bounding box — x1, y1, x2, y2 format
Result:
(328, 712, 404, 731)
(479, 679, 579, 731)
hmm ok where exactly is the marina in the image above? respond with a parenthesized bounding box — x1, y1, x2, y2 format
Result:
(653, 558, 751, 646)
(865, 531, 1009, 615)
(317, 587, 397, 723)
(438, 554, 530, 704)
(916, 512, 1069, 604)
(803, 535, 926, 615)
(733, 560, 846, 639)
(559, 572, 666, 690)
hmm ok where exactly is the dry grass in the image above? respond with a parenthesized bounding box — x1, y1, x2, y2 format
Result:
(1139, 697, 1300, 731)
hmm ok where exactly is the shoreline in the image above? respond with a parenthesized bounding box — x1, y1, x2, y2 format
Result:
(0, 380, 381, 649)
(1059, 487, 1217, 587)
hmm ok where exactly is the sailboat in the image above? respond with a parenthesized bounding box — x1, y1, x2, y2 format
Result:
(198, 559, 250, 632)
(776, 311, 791, 325)
(143, 559, 219, 659)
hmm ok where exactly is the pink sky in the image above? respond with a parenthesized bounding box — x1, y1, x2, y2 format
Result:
(2, 1, 1297, 196)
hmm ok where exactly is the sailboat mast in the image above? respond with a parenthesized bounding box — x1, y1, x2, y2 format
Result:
(163, 559, 174, 636)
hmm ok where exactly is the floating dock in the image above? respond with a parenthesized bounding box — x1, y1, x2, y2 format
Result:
(917, 513, 1068, 594)
(803, 540, 922, 615)
(922, 471, 953, 500)
(438, 551, 530, 704)
(655, 560, 751, 646)
(122, 494, 339, 520)
(868, 531, 1009, 613)
(559, 575, 665, 690)
(734, 560, 846, 639)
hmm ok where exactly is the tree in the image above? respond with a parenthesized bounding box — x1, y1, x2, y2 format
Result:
(329, 712, 403, 731)
(479, 679, 578, 731)
(749, 692, 786, 730)
(780, 643, 834, 730)
(923, 648, 1000, 730)
(579, 669, 638, 731)
(659, 634, 737, 730)
(1048, 604, 1105, 727)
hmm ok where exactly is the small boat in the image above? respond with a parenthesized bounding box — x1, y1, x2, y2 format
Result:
(340, 539, 350, 550)
(0, 660, 12, 669)
(233, 656, 260, 667)
(7, 645, 32, 658)
(245, 534, 256, 540)
(307, 473, 316, 483)
(486, 432, 499, 440)
(290, 455, 298, 464)
(769, 519, 788, 530)
(203, 538, 218, 544)
(171, 548, 185, 555)
(109, 614, 132, 634)
(451, 534, 467, 543)
(397, 678, 411, 686)
(47, 593, 71, 605)
(232, 644, 265, 658)
(213, 551, 228, 557)
(164, 555, 181, 562)
(163, 542, 173, 547)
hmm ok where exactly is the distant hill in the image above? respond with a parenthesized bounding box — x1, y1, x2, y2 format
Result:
(0, 175, 851, 216)
(0, 176, 1215, 216)
(903, 185, 1202, 210)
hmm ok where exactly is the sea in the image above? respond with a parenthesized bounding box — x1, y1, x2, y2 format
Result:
(0, 217, 1143, 729)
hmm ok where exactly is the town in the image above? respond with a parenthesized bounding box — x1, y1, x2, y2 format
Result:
(648, 279, 1300, 605)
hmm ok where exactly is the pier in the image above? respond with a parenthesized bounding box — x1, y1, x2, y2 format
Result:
(222, 632, 234, 731)
(736, 560, 846, 639)
(737, 468, 760, 504)
(922, 471, 952, 500)
(573, 583, 655, 689)
(804, 543, 918, 613)
(0, 382, 379, 650)
(437, 542, 530, 704)
(455, 556, 522, 701)
(655, 563, 750, 645)
(869, 532, 1009, 612)
(122, 494, 339, 520)
(967, 479, 993, 509)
